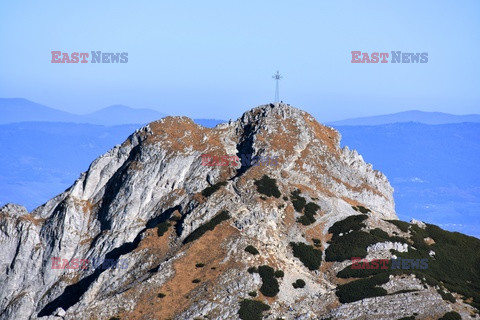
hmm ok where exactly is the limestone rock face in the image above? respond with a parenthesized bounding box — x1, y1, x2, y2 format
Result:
(0, 103, 473, 320)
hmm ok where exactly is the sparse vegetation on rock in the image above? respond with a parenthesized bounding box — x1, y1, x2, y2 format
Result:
(274, 270, 284, 278)
(245, 245, 259, 255)
(292, 279, 306, 289)
(258, 265, 280, 297)
(336, 273, 389, 303)
(156, 221, 170, 237)
(329, 214, 368, 239)
(386, 219, 410, 232)
(290, 242, 322, 270)
(290, 189, 306, 212)
(183, 210, 230, 244)
(247, 266, 258, 274)
(238, 299, 270, 320)
(438, 311, 461, 320)
(201, 181, 228, 197)
(254, 175, 281, 198)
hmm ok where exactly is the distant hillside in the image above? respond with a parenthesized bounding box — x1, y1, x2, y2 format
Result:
(0, 98, 84, 124)
(85, 105, 167, 126)
(329, 110, 480, 126)
(0, 98, 167, 126)
(0, 98, 225, 127)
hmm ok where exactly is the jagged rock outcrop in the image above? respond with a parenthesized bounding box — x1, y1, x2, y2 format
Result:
(0, 103, 478, 320)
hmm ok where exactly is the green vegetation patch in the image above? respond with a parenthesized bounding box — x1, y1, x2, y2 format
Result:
(247, 266, 258, 274)
(254, 175, 281, 198)
(386, 219, 410, 232)
(328, 214, 368, 239)
(393, 223, 480, 310)
(183, 210, 231, 244)
(156, 221, 171, 237)
(292, 279, 306, 289)
(290, 189, 306, 212)
(201, 181, 228, 197)
(438, 311, 461, 320)
(245, 245, 259, 255)
(325, 230, 379, 262)
(274, 270, 284, 278)
(297, 202, 321, 225)
(290, 242, 322, 270)
(325, 217, 411, 262)
(437, 289, 455, 303)
(238, 299, 271, 320)
(248, 291, 257, 297)
(336, 273, 389, 303)
(334, 220, 480, 311)
(258, 265, 280, 297)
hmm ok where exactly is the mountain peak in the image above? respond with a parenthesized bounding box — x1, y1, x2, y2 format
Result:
(2, 104, 478, 320)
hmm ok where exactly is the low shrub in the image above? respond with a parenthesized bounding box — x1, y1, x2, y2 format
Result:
(292, 279, 306, 289)
(437, 289, 456, 303)
(248, 291, 257, 297)
(156, 221, 171, 237)
(302, 202, 320, 223)
(183, 210, 230, 244)
(274, 270, 284, 278)
(325, 230, 379, 262)
(328, 215, 368, 239)
(290, 242, 322, 270)
(386, 219, 410, 232)
(336, 273, 389, 303)
(245, 245, 259, 255)
(438, 311, 461, 320)
(258, 265, 279, 297)
(254, 175, 281, 198)
(192, 279, 201, 283)
(369, 228, 389, 239)
(290, 189, 306, 212)
(195, 263, 205, 268)
(157, 293, 166, 298)
(238, 299, 270, 320)
(297, 215, 315, 226)
(356, 205, 371, 213)
(247, 266, 258, 274)
(201, 181, 227, 197)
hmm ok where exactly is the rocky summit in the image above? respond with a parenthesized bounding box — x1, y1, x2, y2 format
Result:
(1, 103, 479, 320)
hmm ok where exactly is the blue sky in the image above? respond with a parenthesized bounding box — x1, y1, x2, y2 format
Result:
(0, 0, 479, 121)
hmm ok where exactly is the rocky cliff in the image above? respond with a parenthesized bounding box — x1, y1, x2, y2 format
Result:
(1, 103, 478, 320)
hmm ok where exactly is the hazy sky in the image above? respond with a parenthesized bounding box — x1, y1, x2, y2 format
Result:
(0, 1, 479, 121)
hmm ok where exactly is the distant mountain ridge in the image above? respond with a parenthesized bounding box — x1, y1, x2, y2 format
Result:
(328, 110, 480, 126)
(0, 98, 224, 127)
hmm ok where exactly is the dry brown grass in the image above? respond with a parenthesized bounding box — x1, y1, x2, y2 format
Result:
(17, 214, 45, 226)
(122, 222, 240, 319)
